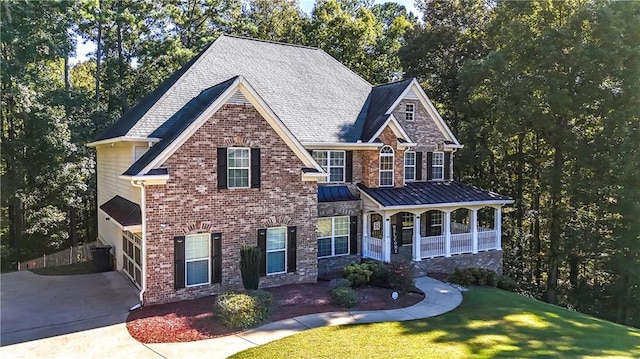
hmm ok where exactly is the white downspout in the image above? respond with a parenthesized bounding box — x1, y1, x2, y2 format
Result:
(131, 180, 146, 308)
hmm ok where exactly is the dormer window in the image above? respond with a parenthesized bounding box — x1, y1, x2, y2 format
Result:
(431, 151, 444, 180)
(133, 146, 148, 162)
(405, 103, 414, 121)
(379, 146, 394, 187)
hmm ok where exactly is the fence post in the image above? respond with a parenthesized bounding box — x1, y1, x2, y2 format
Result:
(43, 253, 46, 267)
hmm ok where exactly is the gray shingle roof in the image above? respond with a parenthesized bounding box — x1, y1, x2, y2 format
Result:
(359, 78, 413, 141)
(125, 35, 373, 143)
(358, 181, 512, 207)
(123, 77, 237, 176)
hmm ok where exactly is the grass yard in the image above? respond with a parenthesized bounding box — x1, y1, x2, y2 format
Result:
(231, 287, 640, 359)
(29, 260, 95, 275)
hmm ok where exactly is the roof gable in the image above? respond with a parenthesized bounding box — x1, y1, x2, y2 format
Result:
(123, 76, 324, 177)
(359, 78, 414, 142)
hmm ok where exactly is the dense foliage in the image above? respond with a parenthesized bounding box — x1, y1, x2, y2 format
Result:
(1, 0, 637, 327)
(215, 290, 273, 329)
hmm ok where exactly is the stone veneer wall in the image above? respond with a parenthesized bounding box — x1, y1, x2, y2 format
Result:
(143, 104, 318, 305)
(392, 99, 450, 180)
(412, 250, 503, 277)
(317, 199, 362, 277)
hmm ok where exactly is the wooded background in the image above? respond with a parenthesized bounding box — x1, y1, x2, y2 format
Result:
(1, 0, 638, 328)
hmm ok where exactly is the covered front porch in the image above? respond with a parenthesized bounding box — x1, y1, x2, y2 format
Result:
(357, 181, 513, 263)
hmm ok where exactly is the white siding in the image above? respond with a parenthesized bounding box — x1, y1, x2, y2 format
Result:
(96, 142, 145, 206)
(98, 210, 124, 270)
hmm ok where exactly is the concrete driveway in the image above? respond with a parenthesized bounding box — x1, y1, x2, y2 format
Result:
(1, 270, 139, 346)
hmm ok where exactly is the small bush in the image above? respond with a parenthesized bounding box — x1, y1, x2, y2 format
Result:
(331, 287, 359, 308)
(215, 291, 272, 329)
(240, 245, 261, 290)
(329, 277, 352, 289)
(497, 275, 520, 291)
(448, 267, 498, 287)
(366, 261, 391, 288)
(387, 259, 415, 293)
(343, 263, 373, 287)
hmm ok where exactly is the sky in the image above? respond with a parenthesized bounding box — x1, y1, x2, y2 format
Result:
(74, 0, 420, 64)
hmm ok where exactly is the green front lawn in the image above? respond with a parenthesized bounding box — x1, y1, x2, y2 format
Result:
(231, 288, 640, 359)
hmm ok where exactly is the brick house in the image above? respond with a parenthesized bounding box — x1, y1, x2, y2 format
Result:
(88, 35, 513, 305)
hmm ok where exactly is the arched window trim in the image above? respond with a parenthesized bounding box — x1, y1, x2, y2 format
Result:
(379, 145, 394, 187)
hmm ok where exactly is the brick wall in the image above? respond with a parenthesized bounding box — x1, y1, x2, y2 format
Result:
(360, 126, 405, 188)
(413, 250, 504, 277)
(143, 104, 318, 304)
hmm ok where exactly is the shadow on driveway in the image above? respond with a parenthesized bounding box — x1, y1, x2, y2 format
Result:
(1, 270, 139, 346)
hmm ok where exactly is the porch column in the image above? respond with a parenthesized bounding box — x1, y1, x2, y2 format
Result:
(413, 214, 422, 261)
(495, 207, 502, 250)
(444, 211, 451, 257)
(362, 213, 369, 258)
(471, 209, 478, 254)
(383, 213, 391, 262)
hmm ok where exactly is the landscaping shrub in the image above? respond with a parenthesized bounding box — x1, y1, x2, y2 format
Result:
(343, 263, 373, 287)
(448, 267, 498, 287)
(240, 245, 261, 290)
(330, 286, 359, 308)
(215, 291, 272, 329)
(497, 274, 520, 292)
(366, 261, 391, 288)
(329, 277, 352, 289)
(387, 259, 415, 293)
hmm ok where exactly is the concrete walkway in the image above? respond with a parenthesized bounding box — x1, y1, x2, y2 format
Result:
(0, 276, 462, 359)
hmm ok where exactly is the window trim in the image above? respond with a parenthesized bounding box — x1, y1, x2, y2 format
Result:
(227, 147, 251, 189)
(312, 150, 346, 183)
(404, 150, 416, 182)
(185, 233, 211, 288)
(405, 103, 415, 121)
(133, 145, 148, 162)
(266, 227, 287, 275)
(431, 151, 444, 180)
(379, 146, 394, 187)
(317, 216, 350, 259)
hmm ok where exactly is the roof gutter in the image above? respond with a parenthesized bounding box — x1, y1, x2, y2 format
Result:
(130, 180, 147, 308)
(119, 174, 169, 185)
(86, 136, 160, 148)
(302, 142, 384, 150)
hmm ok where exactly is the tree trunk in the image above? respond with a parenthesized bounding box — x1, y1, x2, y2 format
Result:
(546, 145, 564, 304)
(116, 3, 128, 114)
(95, 0, 103, 103)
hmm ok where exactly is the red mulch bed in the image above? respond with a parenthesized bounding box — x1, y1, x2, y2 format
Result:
(126, 281, 424, 343)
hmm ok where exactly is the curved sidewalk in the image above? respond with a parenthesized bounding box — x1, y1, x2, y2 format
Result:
(147, 276, 463, 358)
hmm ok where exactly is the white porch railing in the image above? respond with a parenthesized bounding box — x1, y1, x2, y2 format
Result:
(420, 235, 446, 258)
(451, 233, 473, 254)
(478, 230, 498, 251)
(362, 235, 384, 261)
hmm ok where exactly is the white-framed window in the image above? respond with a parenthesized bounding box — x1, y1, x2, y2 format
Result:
(431, 152, 444, 180)
(228, 147, 250, 188)
(133, 146, 148, 162)
(266, 227, 287, 275)
(317, 216, 350, 258)
(431, 211, 443, 236)
(405, 103, 415, 121)
(185, 233, 210, 287)
(379, 146, 394, 187)
(312, 150, 345, 183)
(404, 151, 416, 182)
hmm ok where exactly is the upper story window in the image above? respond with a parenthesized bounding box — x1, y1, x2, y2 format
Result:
(379, 146, 394, 187)
(133, 146, 148, 162)
(404, 151, 416, 182)
(431, 151, 444, 180)
(312, 150, 345, 183)
(405, 103, 415, 121)
(228, 147, 250, 188)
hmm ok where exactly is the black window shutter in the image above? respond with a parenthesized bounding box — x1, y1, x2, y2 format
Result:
(415, 152, 423, 181)
(257, 229, 267, 276)
(251, 148, 261, 188)
(426, 152, 433, 180)
(345, 151, 353, 182)
(211, 233, 222, 284)
(444, 152, 452, 180)
(217, 147, 227, 189)
(174, 236, 186, 289)
(349, 216, 358, 255)
(287, 226, 297, 273)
